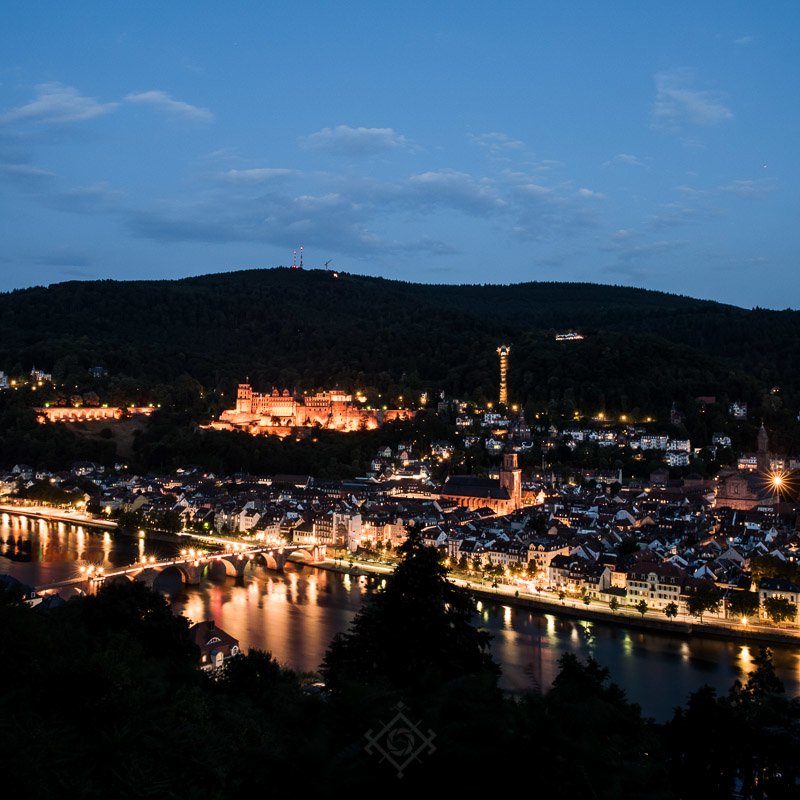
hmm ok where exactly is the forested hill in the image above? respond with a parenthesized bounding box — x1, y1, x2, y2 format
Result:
(0, 268, 798, 419)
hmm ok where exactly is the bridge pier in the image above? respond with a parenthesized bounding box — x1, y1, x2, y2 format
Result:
(183, 563, 204, 585)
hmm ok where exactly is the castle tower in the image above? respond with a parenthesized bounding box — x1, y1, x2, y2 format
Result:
(236, 383, 253, 414)
(500, 451, 522, 510)
(757, 422, 769, 473)
(497, 344, 511, 405)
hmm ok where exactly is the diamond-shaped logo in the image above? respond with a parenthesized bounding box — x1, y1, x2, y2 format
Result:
(364, 702, 436, 778)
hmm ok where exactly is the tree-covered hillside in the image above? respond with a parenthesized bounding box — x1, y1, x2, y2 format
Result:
(0, 267, 797, 420)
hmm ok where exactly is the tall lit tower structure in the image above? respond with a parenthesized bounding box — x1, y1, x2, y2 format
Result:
(497, 344, 511, 405)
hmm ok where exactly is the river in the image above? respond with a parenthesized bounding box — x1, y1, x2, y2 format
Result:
(3, 513, 800, 721)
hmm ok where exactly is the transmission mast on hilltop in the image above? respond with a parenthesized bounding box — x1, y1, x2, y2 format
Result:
(290, 246, 304, 269)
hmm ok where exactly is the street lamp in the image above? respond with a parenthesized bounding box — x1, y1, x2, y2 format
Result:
(769, 470, 787, 509)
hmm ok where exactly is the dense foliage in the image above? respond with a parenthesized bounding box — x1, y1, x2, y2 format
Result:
(322, 532, 500, 691)
(2, 542, 799, 796)
(2, 267, 799, 419)
(4, 267, 800, 473)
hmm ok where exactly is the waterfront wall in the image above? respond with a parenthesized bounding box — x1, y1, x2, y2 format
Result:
(314, 560, 800, 648)
(466, 586, 800, 647)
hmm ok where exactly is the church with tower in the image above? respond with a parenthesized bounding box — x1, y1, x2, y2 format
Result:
(715, 423, 777, 510)
(440, 452, 523, 515)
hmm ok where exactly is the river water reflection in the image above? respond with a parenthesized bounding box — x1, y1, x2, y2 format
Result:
(4, 515, 800, 720)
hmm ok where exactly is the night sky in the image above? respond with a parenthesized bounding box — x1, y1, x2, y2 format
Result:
(1, 2, 797, 307)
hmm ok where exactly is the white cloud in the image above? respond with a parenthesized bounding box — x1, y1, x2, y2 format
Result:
(718, 178, 773, 197)
(515, 182, 551, 196)
(647, 202, 722, 230)
(34, 247, 93, 268)
(221, 168, 298, 184)
(0, 82, 119, 125)
(673, 184, 707, 197)
(652, 70, 733, 132)
(467, 131, 525, 153)
(615, 239, 684, 263)
(603, 153, 643, 167)
(408, 169, 506, 214)
(302, 125, 407, 155)
(577, 187, 606, 200)
(47, 182, 125, 214)
(733, 35, 753, 46)
(105, 151, 604, 259)
(124, 90, 213, 122)
(603, 233, 686, 275)
(0, 162, 55, 178)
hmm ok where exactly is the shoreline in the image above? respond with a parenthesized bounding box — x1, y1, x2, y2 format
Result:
(4, 504, 799, 649)
(313, 559, 800, 648)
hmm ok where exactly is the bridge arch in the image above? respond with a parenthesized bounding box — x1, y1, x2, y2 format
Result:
(254, 552, 280, 572)
(208, 556, 239, 580)
(286, 548, 315, 565)
(102, 573, 134, 588)
(151, 564, 192, 591)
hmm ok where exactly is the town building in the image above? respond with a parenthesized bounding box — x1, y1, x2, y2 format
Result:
(729, 401, 748, 420)
(190, 619, 240, 669)
(626, 561, 685, 610)
(759, 578, 800, 623)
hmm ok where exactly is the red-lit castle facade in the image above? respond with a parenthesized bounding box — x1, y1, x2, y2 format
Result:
(208, 383, 413, 437)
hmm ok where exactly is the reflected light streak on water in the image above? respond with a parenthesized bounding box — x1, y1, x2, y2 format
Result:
(3, 517, 800, 720)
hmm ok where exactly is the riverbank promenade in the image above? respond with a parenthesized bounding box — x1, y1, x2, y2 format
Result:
(317, 556, 800, 647)
(0, 503, 117, 530)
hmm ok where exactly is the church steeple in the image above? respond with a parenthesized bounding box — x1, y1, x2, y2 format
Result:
(500, 451, 522, 510)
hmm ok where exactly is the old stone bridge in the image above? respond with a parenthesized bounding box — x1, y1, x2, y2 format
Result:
(35, 543, 326, 596)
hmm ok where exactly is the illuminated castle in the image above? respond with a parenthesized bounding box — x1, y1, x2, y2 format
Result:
(210, 383, 414, 436)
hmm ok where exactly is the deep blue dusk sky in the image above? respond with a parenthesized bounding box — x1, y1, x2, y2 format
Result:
(1, 2, 797, 307)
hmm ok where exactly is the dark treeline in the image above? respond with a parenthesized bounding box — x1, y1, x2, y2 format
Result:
(2, 268, 799, 418)
(1, 538, 799, 797)
(0, 391, 117, 469)
(4, 267, 800, 474)
(0, 375, 459, 475)
(131, 407, 454, 478)
(3, 379, 799, 479)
